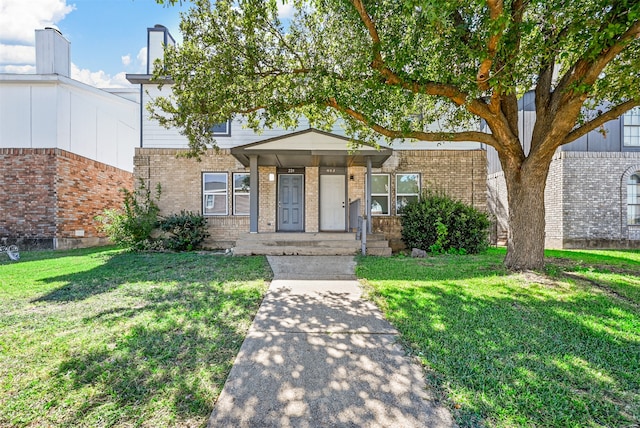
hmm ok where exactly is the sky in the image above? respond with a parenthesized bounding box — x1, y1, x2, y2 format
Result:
(0, 0, 295, 88)
(0, 0, 187, 88)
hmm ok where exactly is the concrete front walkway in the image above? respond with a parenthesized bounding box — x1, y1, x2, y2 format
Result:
(207, 256, 454, 427)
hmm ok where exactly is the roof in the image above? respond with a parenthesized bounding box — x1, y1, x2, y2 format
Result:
(230, 128, 393, 168)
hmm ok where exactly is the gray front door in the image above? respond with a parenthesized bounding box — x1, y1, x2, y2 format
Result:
(278, 174, 304, 231)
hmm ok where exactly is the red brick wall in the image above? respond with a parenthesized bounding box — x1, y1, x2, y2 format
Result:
(0, 148, 133, 249)
(56, 150, 134, 244)
(0, 149, 58, 245)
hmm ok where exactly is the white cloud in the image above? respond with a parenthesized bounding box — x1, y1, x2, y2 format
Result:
(71, 63, 133, 88)
(0, 0, 74, 44)
(122, 54, 131, 66)
(277, 1, 294, 19)
(137, 47, 147, 71)
(0, 44, 35, 65)
(0, 64, 36, 74)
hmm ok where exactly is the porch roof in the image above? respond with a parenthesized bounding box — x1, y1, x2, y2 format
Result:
(230, 128, 392, 168)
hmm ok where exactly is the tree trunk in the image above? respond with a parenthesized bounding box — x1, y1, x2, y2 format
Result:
(502, 158, 551, 271)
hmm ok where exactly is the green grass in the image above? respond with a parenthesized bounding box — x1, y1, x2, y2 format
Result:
(356, 248, 640, 427)
(0, 247, 272, 427)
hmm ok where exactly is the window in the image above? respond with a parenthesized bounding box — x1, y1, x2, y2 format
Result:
(233, 173, 250, 215)
(396, 173, 420, 214)
(210, 120, 231, 136)
(370, 174, 390, 215)
(203, 173, 228, 215)
(624, 107, 640, 146)
(628, 172, 640, 225)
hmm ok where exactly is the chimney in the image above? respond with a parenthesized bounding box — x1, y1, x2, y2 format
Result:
(35, 28, 70, 77)
(147, 24, 175, 74)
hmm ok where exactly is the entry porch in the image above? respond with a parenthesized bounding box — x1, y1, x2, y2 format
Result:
(232, 232, 392, 256)
(230, 128, 392, 236)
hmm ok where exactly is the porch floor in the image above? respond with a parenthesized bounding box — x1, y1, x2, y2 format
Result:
(233, 232, 360, 256)
(233, 232, 392, 256)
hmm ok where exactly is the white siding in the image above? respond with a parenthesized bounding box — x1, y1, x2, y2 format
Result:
(0, 75, 139, 171)
(35, 28, 70, 77)
(141, 84, 483, 151)
(0, 85, 32, 146)
(31, 84, 58, 148)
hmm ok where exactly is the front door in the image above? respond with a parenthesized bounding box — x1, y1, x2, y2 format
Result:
(320, 174, 346, 231)
(278, 174, 304, 231)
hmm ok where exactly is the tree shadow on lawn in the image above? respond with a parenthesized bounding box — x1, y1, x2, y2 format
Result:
(356, 253, 508, 283)
(544, 248, 640, 269)
(375, 282, 640, 427)
(13, 252, 273, 425)
(50, 277, 269, 426)
(34, 251, 270, 302)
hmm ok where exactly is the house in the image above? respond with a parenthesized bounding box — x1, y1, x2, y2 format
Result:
(0, 28, 138, 250)
(126, 25, 487, 255)
(487, 91, 640, 249)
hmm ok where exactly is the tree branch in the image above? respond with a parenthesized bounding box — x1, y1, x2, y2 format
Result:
(580, 21, 640, 86)
(349, 0, 492, 119)
(326, 98, 498, 146)
(554, 18, 640, 108)
(563, 99, 639, 144)
(477, 0, 504, 91)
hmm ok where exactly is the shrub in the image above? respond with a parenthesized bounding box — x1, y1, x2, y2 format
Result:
(159, 211, 209, 251)
(96, 180, 161, 251)
(400, 190, 490, 254)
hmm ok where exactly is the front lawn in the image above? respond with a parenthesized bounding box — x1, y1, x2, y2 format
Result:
(0, 247, 271, 427)
(357, 248, 640, 427)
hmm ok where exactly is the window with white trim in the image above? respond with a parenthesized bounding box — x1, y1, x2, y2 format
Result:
(396, 173, 420, 214)
(203, 173, 228, 215)
(233, 173, 250, 215)
(624, 107, 640, 146)
(370, 174, 390, 215)
(210, 120, 231, 137)
(628, 172, 640, 225)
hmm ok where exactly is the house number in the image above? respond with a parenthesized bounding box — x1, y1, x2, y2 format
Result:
(325, 168, 336, 173)
(287, 168, 296, 173)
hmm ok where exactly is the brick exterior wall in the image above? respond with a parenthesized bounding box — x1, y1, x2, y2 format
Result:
(487, 171, 509, 244)
(258, 166, 277, 233)
(135, 148, 252, 249)
(305, 166, 319, 233)
(134, 148, 487, 250)
(373, 150, 487, 251)
(56, 151, 134, 249)
(561, 152, 640, 248)
(544, 158, 564, 248)
(0, 149, 57, 248)
(0, 148, 133, 250)
(486, 151, 640, 249)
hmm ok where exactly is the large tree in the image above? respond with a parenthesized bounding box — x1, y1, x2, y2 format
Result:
(152, 0, 640, 270)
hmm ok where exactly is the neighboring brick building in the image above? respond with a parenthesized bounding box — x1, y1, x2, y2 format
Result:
(487, 92, 640, 249)
(0, 29, 137, 249)
(128, 26, 487, 252)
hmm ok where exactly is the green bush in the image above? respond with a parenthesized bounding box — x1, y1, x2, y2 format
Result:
(159, 211, 209, 251)
(400, 190, 490, 254)
(96, 180, 161, 251)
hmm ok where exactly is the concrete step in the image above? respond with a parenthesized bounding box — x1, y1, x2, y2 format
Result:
(236, 239, 360, 249)
(234, 245, 359, 256)
(364, 239, 391, 248)
(366, 247, 393, 257)
(366, 233, 388, 241)
(236, 232, 357, 242)
(233, 232, 393, 257)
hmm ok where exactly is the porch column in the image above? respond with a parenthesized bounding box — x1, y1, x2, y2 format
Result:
(249, 155, 259, 233)
(366, 156, 372, 234)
